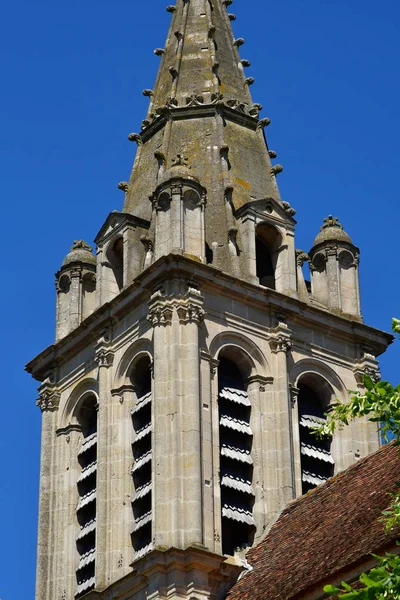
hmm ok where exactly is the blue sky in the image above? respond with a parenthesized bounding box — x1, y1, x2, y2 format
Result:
(1, 0, 399, 597)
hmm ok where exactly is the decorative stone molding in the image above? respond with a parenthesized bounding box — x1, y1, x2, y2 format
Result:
(128, 132, 143, 145)
(270, 164, 283, 177)
(282, 201, 296, 217)
(269, 322, 292, 354)
(147, 287, 205, 327)
(247, 374, 274, 392)
(256, 117, 271, 131)
(36, 390, 61, 412)
(94, 327, 114, 368)
(353, 352, 381, 388)
(176, 303, 205, 325)
(296, 249, 309, 267)
(289, 384, 300, 405)
(118, 181, 130, 193)
(95, 349, 114, 369)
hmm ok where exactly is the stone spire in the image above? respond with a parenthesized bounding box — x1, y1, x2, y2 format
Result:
(122, 0, 283, 268)
(150, 0, 253, 109)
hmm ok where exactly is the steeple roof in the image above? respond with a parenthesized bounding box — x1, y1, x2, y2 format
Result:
(121, 0, 283, 267)
(151, 0, 254, 109)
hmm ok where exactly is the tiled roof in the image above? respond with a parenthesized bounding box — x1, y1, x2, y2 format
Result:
(227, 443, 400, 600)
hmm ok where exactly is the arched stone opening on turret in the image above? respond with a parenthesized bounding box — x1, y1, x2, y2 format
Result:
(75, 392, 98, 598)
(106, 237, 124, 295)
(217, 346, 255, 556)
(129, 352, 153, 560)
(255, 223, 282, 290)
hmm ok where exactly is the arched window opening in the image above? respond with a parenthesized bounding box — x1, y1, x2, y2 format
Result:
(256, 237, 275, 288)
(75, 394, 98, 598)
(218, 353, 255, 556)
(107, 237, 124, 293)
(130, 355, 152, 559)
(298, 375, 334, 494)
(255, 224, 281, 290)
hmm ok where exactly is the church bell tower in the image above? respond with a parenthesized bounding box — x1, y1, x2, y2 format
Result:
(27, 2, 391, 599)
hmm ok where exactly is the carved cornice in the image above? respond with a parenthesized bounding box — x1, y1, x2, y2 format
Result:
(247, 374, 274, 392)
(147, 287, 205, 327)
(139, 97, 261, 144)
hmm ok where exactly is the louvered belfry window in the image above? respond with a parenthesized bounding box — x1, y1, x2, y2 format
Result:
(131, 356, 152, 559)
(218, 358, 255, 556)
(76, 396, 97, 597)
(298, 383, 334, 494)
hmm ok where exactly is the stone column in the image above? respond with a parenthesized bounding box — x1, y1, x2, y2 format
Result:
(149, 286, 205, 549)
(69, 268, 82, 330)
(247, 375, 275, 543)
(200, 352, 219, 553)
(56, 426, 81, 600)
(108, 385, 136, 582)
(240, 214, 258, 284)
(171, 183, 183, 254)
(94, 332, 114, 589)
(289, 384, 302, 497)
(35, 387, 60, 600)
(325, 245, 341, 310)
(269, 322, 295, 508)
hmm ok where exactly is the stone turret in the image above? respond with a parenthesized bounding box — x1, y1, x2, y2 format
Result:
(55, 240, 96, 340)
(309, 216, 361, 317)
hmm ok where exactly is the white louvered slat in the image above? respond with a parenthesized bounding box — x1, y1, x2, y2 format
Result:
(220, 415, 252, 435)
(222, 505, 256, 526)
(219, 387, 251, 406)
(77, 490, 96, 511)
(302, 471, 328, 486)
(132, 451, 152, 473)
(221, 445, 253, 464)
(75, 576, 95, 596)
(301, 443, 334, 464)
(77, 461, 97, 483)
(132, 391, 152, 414)
(221, 475, 254, 495)
(132, 511, 152, 533)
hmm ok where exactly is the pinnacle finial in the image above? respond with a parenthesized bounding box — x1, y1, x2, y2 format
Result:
(70, 240, 93, 253)
(321, 215, 343, 231)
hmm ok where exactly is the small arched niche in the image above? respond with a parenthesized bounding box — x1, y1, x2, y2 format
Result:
(255, 223, 282, 290)
(217, 347, 255, 556)
(129, 353, 153, 558)
(297, 373, 334, 494)
(106, 237, 124, 296)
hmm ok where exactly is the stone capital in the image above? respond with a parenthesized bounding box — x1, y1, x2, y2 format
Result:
(95, 348, 114, 369)
(36, 389, 61, 412)
(353, 359, 381, 388)
(269, 322, 292, 354)
(147, 287, 205, 327)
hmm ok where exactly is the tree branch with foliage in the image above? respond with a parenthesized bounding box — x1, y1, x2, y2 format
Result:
(314, 318, 400, 599)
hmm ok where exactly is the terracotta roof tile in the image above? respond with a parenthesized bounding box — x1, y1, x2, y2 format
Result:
(227, 443, 400, 600)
